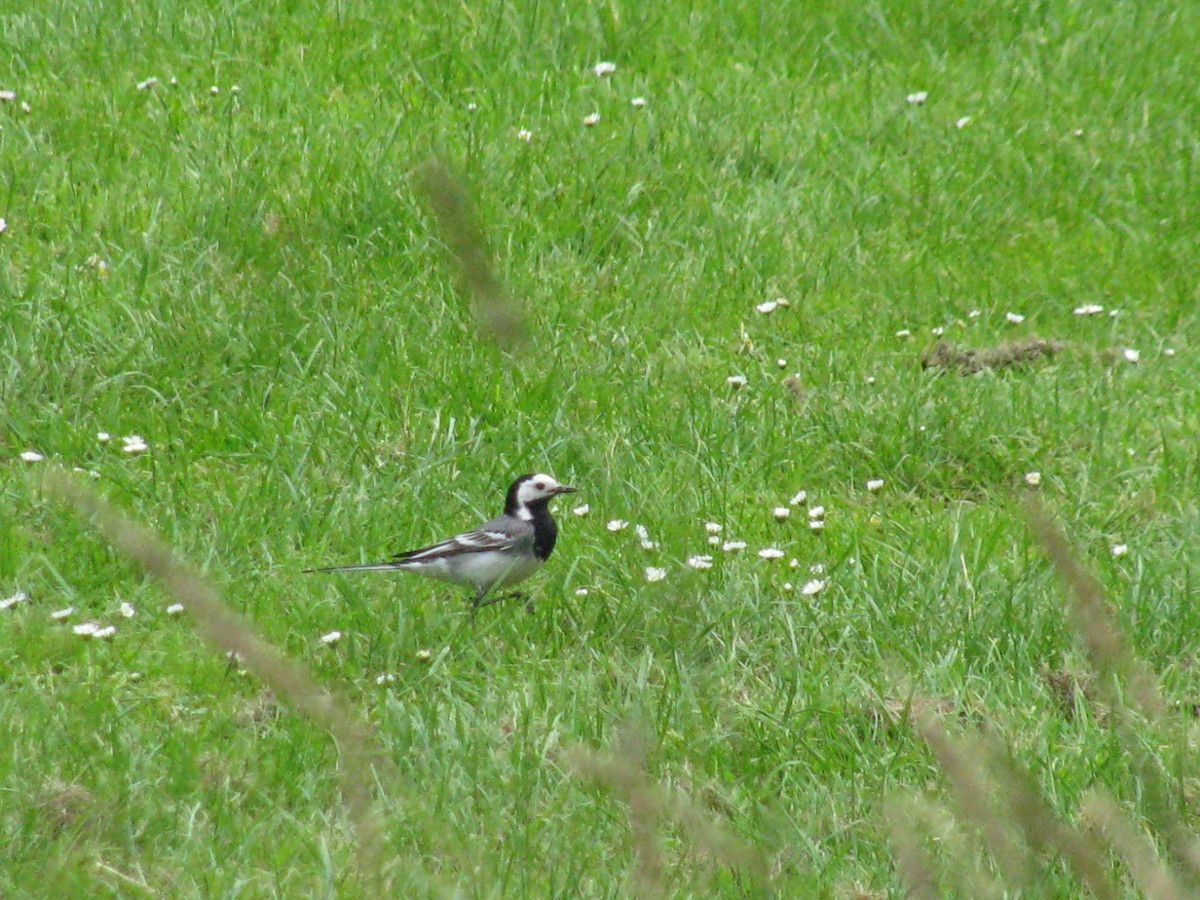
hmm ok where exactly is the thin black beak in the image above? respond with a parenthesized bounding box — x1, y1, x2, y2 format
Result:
(555, 485, 579, 495)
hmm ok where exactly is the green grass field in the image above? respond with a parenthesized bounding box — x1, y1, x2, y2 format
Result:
(4, 1, 1200, 895)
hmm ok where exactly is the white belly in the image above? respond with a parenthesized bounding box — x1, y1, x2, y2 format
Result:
(402, 551, 543, 591)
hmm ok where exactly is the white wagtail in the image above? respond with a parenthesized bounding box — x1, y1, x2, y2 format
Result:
(308, 473, 577, 609)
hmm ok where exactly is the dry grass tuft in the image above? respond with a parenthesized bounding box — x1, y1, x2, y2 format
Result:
(44, 471, 393, 884)
(1082, 791, 1190, 898)
(1041, 667, 1099, 721)
(418, 158, 527, 349)
(561, 723, 767, 897)
(233, 689, 283, 731)
(887, 506, 1200, 897)
(884, 793, 1007, 900)
(887, 697, 1124, 897)
(921, 337, 1064, 374)
(871, 693, 966, 731)
(36, 778, 97, 832)
(1027, 500, 1164, 718)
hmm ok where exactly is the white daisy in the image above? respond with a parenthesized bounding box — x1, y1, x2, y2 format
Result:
(638, 527, 660, 549)
(1, 591, 28, 610)
(644, 567, 667, 583)
(686, 555, 714, 570)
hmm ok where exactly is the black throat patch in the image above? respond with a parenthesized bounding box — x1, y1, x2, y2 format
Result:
(525, 500, 558, 560)
(506, 474, 559, 560)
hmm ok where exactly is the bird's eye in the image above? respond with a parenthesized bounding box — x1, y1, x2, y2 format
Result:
(535, 482, 546, 490)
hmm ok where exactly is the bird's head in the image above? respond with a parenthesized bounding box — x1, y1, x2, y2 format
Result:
(507, 473, 578, 516)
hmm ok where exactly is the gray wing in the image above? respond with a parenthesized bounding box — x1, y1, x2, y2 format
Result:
(393, 515, 533, 563)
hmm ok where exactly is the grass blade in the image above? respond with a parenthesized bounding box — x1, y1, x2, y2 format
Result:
(44, 470, 393, 884)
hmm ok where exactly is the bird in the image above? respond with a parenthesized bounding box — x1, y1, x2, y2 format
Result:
(307, 473, 578, 609)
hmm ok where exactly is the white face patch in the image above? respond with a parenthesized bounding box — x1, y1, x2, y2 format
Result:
(516, 473, 561, 509)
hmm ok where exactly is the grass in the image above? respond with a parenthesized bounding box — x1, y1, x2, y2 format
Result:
(3, 0, 1200, 894)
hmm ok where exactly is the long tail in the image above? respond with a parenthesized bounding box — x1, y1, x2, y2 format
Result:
(304, 561, 403, 574)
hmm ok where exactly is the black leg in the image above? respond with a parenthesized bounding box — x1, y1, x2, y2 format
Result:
(473, 590, 526, 610)
(469, 587, 486, 616)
